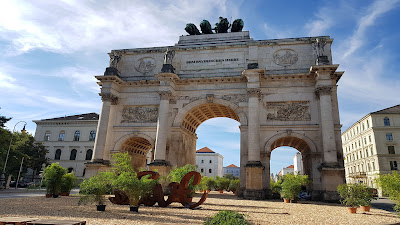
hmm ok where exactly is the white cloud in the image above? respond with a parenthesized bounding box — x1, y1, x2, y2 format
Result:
(341, 0, 400, 58)
(305, 6, 334, 36)
(199, 118, 240, 134)
(0, 0, 239, 55)
(262, 23, 294, 39)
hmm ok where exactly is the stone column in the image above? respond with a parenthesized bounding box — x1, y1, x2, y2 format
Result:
(93, 93, 118, 162)
(103, 102, 118, 161)
(247, 88, 261, 162)
(316, 86, 337, 164)
(149, 91, 172, 175)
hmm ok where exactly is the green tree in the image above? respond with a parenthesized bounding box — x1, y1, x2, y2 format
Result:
(280, 174, 309, 200)
(376, 171, 400, 214)
(168, 164, 198, 196)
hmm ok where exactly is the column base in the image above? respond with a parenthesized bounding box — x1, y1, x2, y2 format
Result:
(84, 161, 111, 179)
(244, 189, 271, 200)
(320, 165, 345, 202)
(245, 161, 264, 190)
(148, 160, 171, 177)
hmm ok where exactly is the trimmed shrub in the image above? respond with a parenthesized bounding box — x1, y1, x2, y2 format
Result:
(204, 210, 248, 225)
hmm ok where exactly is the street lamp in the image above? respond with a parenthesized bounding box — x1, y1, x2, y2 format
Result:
(0, 121, 27, 189)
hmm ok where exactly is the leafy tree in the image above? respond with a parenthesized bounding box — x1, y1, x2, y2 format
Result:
(79, 171, 115, 206)
(43, 163, 67, 195)
(376, 171, 400, 214)
(280, 174, 310, 200)
(215, 176, 230, 191)
(168, 164, 198, 196)
(0, 111, 11, 127)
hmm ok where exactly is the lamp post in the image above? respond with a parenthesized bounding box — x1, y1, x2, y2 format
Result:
(0, 121, 27, 189)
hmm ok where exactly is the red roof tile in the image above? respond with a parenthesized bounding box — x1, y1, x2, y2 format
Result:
(227, 164, 238, 168)
(287, 165, 294, 168)
(196, 147, 215, 153)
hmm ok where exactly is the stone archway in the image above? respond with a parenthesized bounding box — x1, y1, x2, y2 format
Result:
(119, 137, 153, 171)
(263, 132, 322, 199)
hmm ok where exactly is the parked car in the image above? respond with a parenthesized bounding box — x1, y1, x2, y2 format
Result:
(9, 181, 29, 188)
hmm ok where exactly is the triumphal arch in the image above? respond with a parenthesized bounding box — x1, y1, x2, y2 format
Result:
(86, 31, 345, 201)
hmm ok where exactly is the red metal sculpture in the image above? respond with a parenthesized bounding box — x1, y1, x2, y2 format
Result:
(109, 170, 208, 209)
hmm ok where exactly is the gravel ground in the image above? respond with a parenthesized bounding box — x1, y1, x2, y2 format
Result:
(0, 191, 399, 225)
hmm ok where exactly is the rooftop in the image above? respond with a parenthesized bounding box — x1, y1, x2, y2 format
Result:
(40, 113, 99, 121)
(226, 164, 238, 168)
(371, 104, 400, 114)
(196, 147, 216, 153)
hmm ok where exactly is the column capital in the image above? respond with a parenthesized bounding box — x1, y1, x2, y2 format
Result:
(247, 88, 261, 98)
(315, 86, 332, 97)
(99, 93, 119, 105)
(158, 91, 172, 100)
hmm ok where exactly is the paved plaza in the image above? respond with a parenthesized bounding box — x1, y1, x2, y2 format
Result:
(0, 191, 399, 224)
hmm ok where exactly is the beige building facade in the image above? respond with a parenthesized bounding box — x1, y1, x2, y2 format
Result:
(87, 32, 345, 201)
(33, 113, 99, 178)
(342, 105, 400, 188)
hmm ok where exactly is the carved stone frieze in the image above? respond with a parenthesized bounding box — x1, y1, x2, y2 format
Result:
(135, 57, 156, 74)
(266, 101, 311, 121)
(221, 94, 247, 104)
(315, 86, 332, 96)
(273, 49, 298, 66)
(100, 93, 118, 105)
(121, 106, 159, 123)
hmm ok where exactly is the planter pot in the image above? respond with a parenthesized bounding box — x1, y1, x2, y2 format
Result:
(283, 199, 290, 203)
(130, 205, 139, 212)
(45, 194, 52, 198)
(347, 207, 357, 214)
(96, 205, 106, 211)
(207, 190, 210, 193)
(219, 190, 224, 193)
(360, 205, 371, 212)
(52, 194, 59, 198)
(60, 193, 70, 196)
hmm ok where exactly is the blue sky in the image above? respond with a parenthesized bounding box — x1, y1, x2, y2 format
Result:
(1, 0, 400, 175)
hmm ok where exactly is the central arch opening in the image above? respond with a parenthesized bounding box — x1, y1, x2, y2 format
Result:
(181, 103, 241, 178)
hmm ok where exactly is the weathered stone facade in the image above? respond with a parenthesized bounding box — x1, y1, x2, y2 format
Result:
(87, 32, 345, 201)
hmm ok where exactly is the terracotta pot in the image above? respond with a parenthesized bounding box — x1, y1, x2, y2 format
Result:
(207, 190, 210, 193)
(60, 193, 70, 196)
(96, 205, 106, 211)
(45, 194, 52, 198)
(360, 205, 371, 212)
(52, 194, 59, 198)
(283, 199, 290, 203)
(347, 207, 357, 214)
(219, 190, 224, 193)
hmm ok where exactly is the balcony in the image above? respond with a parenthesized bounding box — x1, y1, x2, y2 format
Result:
(349, 172, 367, 178)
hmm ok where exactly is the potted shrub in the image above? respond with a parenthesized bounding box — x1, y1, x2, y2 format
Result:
(113, 171, 157, 212)
(337, 183, 364, 213)
(43, 163, 67, 198)
(270, 179, 282, 199)
(280, 174, 309, 203)
(79, 171, 115, 211)
(228, 179, 240, 195)
(168, 164, 198, 199)
(60, 172, 77, 196)
(359, 187, 377, 212)
(205, 176, 215, 192)
(215, 176, 230, 193)
(204, 210, 248, 225)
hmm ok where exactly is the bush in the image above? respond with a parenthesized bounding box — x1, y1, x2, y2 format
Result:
(280, 174, 309, 200)
(43, 163, 67, 195)
(204, 210, 248, 225)
(376, 171, 400, 214)
(79, 171, 115, 205)
(270, 179, 282, 199)
(215, 176, 230, 191)
(61, 172, 77, 194)
(168, 164, 198, 196)
(337, 183, 366, 207)
(229, 179, 240, 192)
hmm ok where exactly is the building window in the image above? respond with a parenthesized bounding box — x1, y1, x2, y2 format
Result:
(390, 161, 398, 170)
(386, 133, 393, 141)
(384, 117, 390, 126)
(209, 160, 212, 163)
(44, 131, 51, 141)
(364, 138, 366, 144)
(200, 168, 204, 173)
(55, 149, 61, 160)
(73, 131, 80, 141)
(201, 160, 204, 163)
(372, 162, 375, 171)
(58, 131, 65, 141)
(209, 169, 212, 173)
(369, 136, 371, 142)
(85, 149, 93, 160)
(388, 146, 395, 154)
(68, 167, 74, 173)
(89, 131, 96, 141)
(362, 123, 365, 131)
(82, 168, 86, 177)
(70, 149, 77, 160)
(367, 120, 369, 128)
